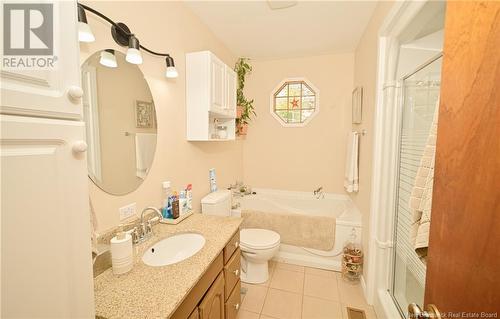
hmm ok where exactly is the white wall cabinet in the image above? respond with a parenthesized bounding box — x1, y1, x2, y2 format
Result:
(0, 116, 95, 318)
(186, 51, 237, 141)
(0, 1, 83, 120)
(0, 1, 95, 317)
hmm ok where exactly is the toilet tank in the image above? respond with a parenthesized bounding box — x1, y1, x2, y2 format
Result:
(201, 190, 232, 216)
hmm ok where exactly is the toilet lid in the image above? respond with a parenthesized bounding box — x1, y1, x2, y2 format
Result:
(240, 228, 280, 250)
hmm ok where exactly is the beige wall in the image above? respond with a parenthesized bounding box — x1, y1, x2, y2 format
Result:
(80, 1, 243, 233)
(350, 1, 394, 274)
(242, 54, 354, 193)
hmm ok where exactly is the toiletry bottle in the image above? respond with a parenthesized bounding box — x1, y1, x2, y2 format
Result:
(179, 191, 187, 216)
(172, 191, 180, 219)
(209, 168, 217, 192)
(161, 181, 172, 219)
(186, 184, 193, 212)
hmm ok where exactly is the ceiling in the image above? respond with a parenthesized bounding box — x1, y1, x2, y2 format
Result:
(184, 1, 378, 60)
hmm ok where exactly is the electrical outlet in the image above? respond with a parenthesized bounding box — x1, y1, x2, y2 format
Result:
(119, 203, 136, 220)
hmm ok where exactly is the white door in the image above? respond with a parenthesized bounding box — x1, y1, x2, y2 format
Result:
(0, 1, 82, 120)
(225, 67, 237, 117)
(210, 55, 226, 112)
(0, 115, 94, 318)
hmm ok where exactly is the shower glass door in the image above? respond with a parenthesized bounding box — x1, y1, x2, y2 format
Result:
(390, 55, 442, 316)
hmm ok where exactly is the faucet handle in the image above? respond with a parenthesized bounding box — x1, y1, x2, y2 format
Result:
(128, 227, 140, 244)
(146, 220, 153, 234)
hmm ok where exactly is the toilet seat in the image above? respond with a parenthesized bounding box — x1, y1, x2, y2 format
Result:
(240, 228, 280, 250)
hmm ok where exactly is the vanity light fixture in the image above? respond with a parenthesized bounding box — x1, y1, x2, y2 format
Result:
(99, 49, 117, 68)
(126, 35, 143, 65)
(77, 4, 95, 42)
(77, 3, 176, 76)
(165, 56, 178, 78)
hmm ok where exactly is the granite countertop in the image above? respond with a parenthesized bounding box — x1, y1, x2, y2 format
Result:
(94, 213, 242, 319)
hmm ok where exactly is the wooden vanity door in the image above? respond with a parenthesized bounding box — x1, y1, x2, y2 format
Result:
(199, 273, 225, 319)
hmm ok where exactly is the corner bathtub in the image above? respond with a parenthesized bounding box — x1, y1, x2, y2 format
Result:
(232, 188, 362, 271)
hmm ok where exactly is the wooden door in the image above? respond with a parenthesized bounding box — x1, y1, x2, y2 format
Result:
(199, 273, 225, 319)
(0, 1, 83, 120)
(424, 0, 500, 315)
(0, 115, 94, 318)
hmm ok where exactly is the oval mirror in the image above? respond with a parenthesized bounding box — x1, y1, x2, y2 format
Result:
(81, 50, 157, 195)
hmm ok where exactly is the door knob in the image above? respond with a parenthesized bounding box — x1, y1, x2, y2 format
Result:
(408, 303, 441, 319)
(72, 141, 88, 153)
(233, 269, 239, 277)
(68, 86, 83, 100)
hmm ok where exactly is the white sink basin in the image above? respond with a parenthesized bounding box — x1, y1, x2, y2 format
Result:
(142, 233, 205, 267)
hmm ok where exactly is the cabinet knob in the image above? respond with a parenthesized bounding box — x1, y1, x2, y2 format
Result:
(234, 303, 240, 310)
(233, 269, 239, 277)
(234, 241, 239, 248)
(68, 86, 83, 100)
(72, 141, 88, 153)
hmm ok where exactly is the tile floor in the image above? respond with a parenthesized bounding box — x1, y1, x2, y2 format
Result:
(237, 261, 377, 319)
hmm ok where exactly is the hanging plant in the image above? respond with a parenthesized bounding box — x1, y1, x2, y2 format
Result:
(234, 58, 255, 136)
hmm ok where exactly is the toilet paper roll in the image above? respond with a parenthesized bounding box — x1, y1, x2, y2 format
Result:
(110, 233, 133, 275)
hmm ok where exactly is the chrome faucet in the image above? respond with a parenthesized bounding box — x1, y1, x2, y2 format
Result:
(135, 207, 163, 243)
(313, 186, 324, 199)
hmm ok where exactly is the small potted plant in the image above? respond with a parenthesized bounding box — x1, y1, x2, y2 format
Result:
(234, 58, 256, 136)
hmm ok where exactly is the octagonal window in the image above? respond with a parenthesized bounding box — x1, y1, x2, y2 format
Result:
(271, 79, 319, 126)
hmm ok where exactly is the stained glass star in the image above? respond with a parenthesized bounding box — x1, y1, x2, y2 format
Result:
(290, 98, 299, 109)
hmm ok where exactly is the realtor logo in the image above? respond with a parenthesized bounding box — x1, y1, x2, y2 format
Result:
(2, 3, 56, 69)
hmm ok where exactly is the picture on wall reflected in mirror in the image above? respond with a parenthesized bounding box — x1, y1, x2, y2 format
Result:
(135, 100, 155, 128)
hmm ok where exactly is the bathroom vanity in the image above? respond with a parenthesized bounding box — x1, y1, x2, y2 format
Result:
(94, 214, 242, 319)
(172, 231, 241, 319)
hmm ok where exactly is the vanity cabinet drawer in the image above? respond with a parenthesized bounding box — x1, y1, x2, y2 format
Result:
(224, 248, 241, 300)
(224, 280, 241, 319)
(224, 231, 240, 264)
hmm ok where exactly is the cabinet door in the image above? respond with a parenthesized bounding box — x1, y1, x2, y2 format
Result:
(225, 67, 237, 117)
(0, 1, 82, 120)
(210, 55, 226, 112)
(0, 115, 94, 318)
(199, 273, 225, 319)
(188, 308, 200, 319)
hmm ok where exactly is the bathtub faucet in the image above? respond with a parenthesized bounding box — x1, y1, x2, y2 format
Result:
(313, 186, 324, 199)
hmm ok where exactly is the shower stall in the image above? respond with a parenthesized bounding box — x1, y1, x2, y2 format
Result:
(391, 55, 442, 314)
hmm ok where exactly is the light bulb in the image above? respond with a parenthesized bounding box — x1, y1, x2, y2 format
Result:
(99, 50, 117, 68)
(126, 35, 142, 65)
(78, 21, 95, 43)
(166, 66, 178, 78)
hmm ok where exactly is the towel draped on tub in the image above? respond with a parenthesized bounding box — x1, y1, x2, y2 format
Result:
(241, 210, 336, 251)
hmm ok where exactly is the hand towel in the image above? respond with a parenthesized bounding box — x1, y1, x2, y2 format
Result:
(135, 133, 157, 179)
(344, 131, 359, 193)
(410, 100, 439, 263)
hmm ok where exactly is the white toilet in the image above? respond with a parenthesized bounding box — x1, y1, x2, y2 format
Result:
(201, 190, 280, 284)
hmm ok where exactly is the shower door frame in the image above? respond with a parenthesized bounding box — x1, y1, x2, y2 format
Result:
(390, 53, 443, 317)
(363, 1, 442, 319)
